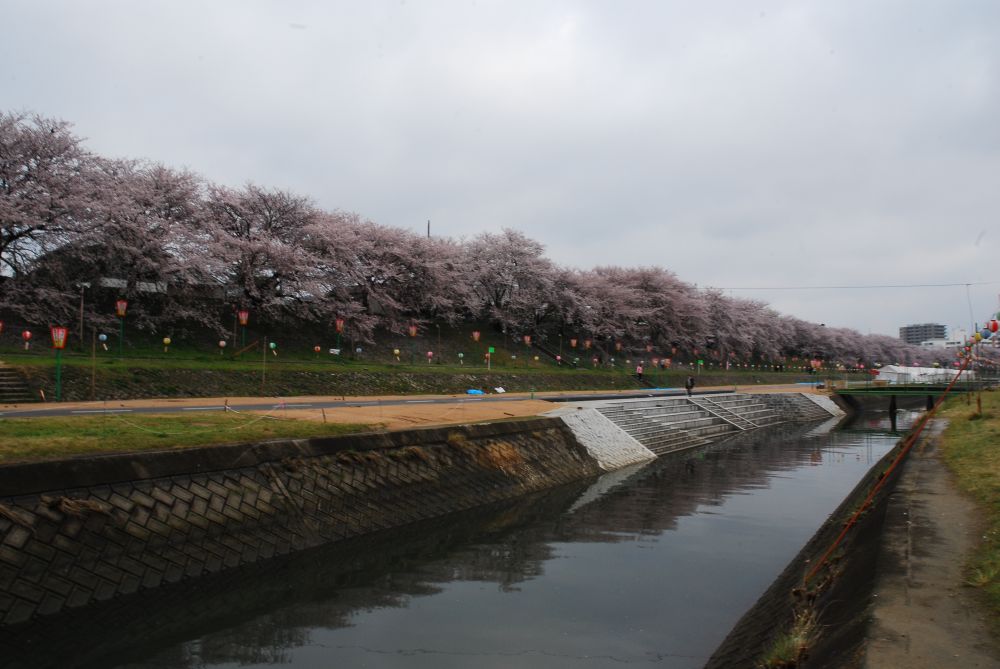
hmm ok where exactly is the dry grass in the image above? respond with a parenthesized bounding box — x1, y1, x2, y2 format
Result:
(757, 609, 819, 668)
(477, 441, 525, 473)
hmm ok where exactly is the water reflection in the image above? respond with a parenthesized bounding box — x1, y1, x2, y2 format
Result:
(2, 413, 912, 669)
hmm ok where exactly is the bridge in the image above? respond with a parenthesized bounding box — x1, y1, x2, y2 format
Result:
(833, 381, 991, 397)
(833, 379, 998, 418)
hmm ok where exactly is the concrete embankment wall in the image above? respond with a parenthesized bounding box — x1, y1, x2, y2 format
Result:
(0, 416, 654, 626)
(705, 422, 932, 668)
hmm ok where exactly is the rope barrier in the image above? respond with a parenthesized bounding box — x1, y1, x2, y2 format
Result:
(802, 356, 971, 587)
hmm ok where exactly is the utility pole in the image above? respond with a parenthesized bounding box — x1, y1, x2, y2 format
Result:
(427, 219, 431, 238)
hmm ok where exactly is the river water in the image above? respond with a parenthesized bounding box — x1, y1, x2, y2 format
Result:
(7, 410, 917, 669)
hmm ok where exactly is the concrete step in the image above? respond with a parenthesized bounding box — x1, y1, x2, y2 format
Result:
(648, 435, 715, 455)
(0, 366, 36, 403)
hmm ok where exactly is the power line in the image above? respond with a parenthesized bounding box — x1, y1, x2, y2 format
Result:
(715, 281, 998, 291)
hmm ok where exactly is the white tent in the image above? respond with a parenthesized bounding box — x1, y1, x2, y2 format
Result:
(874, 365, 971, 384)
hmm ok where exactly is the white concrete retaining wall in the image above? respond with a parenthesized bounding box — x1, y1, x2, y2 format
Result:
(547, 406, 656, 471)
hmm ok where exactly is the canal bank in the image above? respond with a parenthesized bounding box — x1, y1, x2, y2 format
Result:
(0, 410, 893, 669)
(707, 393, 1000, 668)
(0, 416, 650, 626)
(859, 427, 1000, 667)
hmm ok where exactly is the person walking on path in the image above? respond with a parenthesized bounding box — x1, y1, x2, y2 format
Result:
(636, 364, 644, 382)
(685, 375, 695, 396)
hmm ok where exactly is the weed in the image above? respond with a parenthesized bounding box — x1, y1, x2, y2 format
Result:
(398, 445, 434, 464)
(41, 495, 112, 518)
(0, 502, 33, 528)
(967, 563, 999, 588)
(757, 609, 818, 668)
(445, 431, 480, 459)
(478, 441, 525, 473)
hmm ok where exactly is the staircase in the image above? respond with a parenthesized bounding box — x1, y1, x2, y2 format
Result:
(0, 365, 35, 404)
(597, 394, 785, 456)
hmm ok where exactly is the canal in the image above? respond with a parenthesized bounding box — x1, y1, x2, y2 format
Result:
(4, 410, 917, 669)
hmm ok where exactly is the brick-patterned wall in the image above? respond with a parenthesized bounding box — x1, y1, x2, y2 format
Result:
(0, 418, 602, 626)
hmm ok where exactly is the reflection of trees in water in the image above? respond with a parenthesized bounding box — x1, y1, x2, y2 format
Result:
(3, 419, 875, 669)
(557, 422, 839, 543)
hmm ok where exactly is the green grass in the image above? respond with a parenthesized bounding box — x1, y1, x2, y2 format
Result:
(0, 412, 372, 464)
(939, 391, 1000, 617)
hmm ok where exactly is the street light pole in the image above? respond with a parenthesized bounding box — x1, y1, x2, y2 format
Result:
(77, 283, 88, 352)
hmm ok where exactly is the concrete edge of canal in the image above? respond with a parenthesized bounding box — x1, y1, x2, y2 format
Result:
(0, 412, 657, 626)
(0, 391, 838, 630)
(704, 398, 934, 669)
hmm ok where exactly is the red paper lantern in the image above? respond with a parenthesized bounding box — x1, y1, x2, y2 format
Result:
(615, 342, 622, 351)
(472, 330, 481, 342)
(22, 330, 32, 341)
(0, 320, 4, 335)
(50, 326, 68, 350)
(523, 335, 532, 345)
(584, 339, 592, 350)
(237, 309, 249, 326)
(408, 324, 418, 337)
(115, 299, 128, 318)
(313, 345, 321, 353)
(570, 338, 578, 348)
(991, 319, 999, 333)
(335, 318, 345, 333)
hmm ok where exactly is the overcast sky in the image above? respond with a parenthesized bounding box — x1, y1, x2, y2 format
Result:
(4, 1, 999, 336)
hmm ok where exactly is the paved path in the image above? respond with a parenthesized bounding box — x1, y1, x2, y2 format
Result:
(861, 429, 1000, 667)
(0, 386, 776, 420)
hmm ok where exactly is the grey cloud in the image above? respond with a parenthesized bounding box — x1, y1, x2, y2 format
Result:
(3, 0, 999, 335)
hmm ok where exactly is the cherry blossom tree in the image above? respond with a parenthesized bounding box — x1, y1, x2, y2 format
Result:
(462, 229, 559, 334)
(201, 183, 322, 324)
(1, 107, 957, 366)
(0, 112, 97, 279)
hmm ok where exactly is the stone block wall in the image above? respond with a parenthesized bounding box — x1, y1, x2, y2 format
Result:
(0, 418, 602, 626)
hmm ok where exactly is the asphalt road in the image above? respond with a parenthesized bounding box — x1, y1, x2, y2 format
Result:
(0, 388, 736, 419)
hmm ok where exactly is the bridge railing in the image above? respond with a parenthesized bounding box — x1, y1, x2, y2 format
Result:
(828, 375, 999, 392)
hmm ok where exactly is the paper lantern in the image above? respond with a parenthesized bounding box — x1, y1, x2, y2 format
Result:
(50, 327, 67, 350)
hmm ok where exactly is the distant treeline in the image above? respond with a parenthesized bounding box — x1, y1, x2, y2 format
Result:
(0, 111, 951, 366)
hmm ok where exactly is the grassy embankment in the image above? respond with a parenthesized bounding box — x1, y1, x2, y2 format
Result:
(0, 411, 372, 464)
(939, 390, 1000, 617)
(1, 333, 832, 401)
